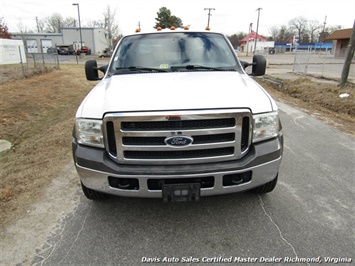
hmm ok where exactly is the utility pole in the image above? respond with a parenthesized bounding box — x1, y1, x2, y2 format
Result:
(246, 23, 253, 56)
(319, 15, 327, 52)
(204, 8, 215, 28)
(254, 7, 262, 54)
(35, 16, 40, 33)
(339, 19, 355, 88)
(322, 15, 327, 34)
(72, 3, 83, 52)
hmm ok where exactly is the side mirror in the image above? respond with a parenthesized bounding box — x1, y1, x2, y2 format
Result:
(85, 60, 100, 81)
(85, 60, 108, 81)
(251, 54, 266, 76)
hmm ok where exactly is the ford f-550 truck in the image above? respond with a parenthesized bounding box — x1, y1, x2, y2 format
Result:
(72, 28, 283, 202)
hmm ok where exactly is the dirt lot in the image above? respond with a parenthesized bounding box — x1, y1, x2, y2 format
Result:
(0, 64, 354, 229)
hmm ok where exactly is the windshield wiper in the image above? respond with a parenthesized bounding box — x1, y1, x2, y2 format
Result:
(171, 65, 234, 71)
(115, 66, 167, 72)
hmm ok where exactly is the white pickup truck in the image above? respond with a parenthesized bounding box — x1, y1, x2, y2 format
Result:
(72, 28, 283, 202)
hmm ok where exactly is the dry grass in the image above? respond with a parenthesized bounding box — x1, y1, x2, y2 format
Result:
(0, 64, 97, 224)
(0, 63, 59, 85)
(258, 76, 355, 137)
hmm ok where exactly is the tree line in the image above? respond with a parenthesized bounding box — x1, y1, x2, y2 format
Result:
(0, 7, 345, 47)
(228, 18, 342, 48)
(151, 8, 344, 47)
(0, 6, 120, 51)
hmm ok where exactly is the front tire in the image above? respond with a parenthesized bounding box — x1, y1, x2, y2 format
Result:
(252, 174, 278, 194)
(81, 182, 108, 200)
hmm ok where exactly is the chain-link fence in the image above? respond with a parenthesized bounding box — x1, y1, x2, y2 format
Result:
(248, 48, 355, 82)
(292, 49, 355, 80)
(0, 45, 60, 84)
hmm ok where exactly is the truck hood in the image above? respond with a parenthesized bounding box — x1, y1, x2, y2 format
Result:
(76, 72, 276, 118)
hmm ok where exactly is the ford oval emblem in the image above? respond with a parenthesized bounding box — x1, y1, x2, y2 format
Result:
(165, 136, 193, 148)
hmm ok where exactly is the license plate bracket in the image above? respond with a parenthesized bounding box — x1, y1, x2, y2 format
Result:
(162, 183, 201, 202)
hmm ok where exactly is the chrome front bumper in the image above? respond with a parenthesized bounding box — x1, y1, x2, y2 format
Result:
(73, 134, 283, 198)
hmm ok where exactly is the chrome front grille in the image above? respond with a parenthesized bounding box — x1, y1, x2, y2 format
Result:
(104, 109, 252, 165)
(121, 118, 236, 130)
(122, 133, 235, 146)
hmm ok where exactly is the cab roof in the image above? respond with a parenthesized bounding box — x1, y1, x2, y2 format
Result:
(127, 26, 221, 36)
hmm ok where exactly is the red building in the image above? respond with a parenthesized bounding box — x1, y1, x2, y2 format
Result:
(239, 32, 271, 54)
(325, 28, 352, 58)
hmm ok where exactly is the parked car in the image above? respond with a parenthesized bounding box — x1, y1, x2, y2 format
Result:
(47, 47, 58, 54)
(99, 50, 113, 58)
(57, 45, 70, 55)
(67, 45, 76, 55)
(58, 48, 68, 55)
(269, 47, 276, 54)
(78, 46, 91, 55)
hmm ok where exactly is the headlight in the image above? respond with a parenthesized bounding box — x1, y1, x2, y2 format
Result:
(75, 119, 104, 148)
(253, 111, 280, 143)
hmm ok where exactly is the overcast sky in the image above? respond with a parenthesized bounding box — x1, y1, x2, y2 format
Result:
(1, 0, 354, 36)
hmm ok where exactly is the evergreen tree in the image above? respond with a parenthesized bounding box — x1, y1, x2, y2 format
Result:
(154, 7, 183, 29)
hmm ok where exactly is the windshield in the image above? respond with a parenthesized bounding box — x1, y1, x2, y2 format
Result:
(110, 32, 241, 73)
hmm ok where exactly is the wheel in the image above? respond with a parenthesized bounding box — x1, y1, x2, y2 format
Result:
(252, 174, 278, 194)
(81, 182, 108, 200)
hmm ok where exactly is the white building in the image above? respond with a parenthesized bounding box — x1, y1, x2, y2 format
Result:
(11, 27, 109, 54)
(239, 32, 274, 54)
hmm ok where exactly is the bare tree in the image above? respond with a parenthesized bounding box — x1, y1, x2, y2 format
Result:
(37, 19, 46, 33)
(16, 19, 33, 33)
(45, 13, 63, 33)
(317, 24, 343, 43)
(275, 25, 295, 43)
(326, 25, 342, 33)
(289, 16, 308, 42)
(103, 5, 119, 50)
(62, 17, 77, 28)
(308, 20, 322, 43)
(268, 26, 279, 41)
(87, 20, 106, 28)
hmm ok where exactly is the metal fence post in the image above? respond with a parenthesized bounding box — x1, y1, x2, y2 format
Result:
(292, 48, 297, 72)
(305, 50, 310, 75)
(321, 48, 327, 76)
(41, 45, 46, 69)
(18, 46, 26, 78)
(55, 44, 60, 69)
